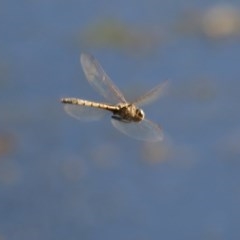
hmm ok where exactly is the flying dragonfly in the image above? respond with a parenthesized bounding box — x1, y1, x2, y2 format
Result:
(61, 53, 168, 142)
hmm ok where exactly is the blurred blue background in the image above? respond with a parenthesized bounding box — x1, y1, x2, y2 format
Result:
(1, 0, 240, 239)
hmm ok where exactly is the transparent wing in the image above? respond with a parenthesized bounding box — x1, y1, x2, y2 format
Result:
(111, 118, 163, 142)
(132, 81, 169, 107)
(80, 53, 127, 104)
(63, 104, 109, 121)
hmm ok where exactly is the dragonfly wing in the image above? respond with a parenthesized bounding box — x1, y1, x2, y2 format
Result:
(80, 53, 127, 104)
(63, 104, 108, 121)
(111, 118, 164, 142)
(133, 81, 169, 107)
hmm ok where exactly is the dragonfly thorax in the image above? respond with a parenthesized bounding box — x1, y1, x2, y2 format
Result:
(113, 103, 145, 122)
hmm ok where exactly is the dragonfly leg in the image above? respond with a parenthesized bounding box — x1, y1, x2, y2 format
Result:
(112, 115, 131, 123)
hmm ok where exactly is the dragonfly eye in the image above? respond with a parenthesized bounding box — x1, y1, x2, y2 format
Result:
(137, 109, 145, 120)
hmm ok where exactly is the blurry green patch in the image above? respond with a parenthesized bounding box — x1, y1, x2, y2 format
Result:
(77, 19, 161, 55)
(175, 4, 240, 40)
(215, 128, 240, 162)
(0, 138, 20, 186)
(142, 140, 172, 164)
(0, 133, 15, 156)
(141, 137, 197, 168)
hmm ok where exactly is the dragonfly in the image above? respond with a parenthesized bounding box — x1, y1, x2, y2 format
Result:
(61, 53, 168, 142)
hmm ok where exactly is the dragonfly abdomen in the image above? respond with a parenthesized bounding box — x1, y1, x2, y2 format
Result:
(61, 98, 118, 112)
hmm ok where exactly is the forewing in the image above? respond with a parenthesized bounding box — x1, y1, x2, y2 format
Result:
(80, 53, 127, 104)
(63, 104, 108, 121)
(132, 81, 168, 107)
(111, 118, 163, 142)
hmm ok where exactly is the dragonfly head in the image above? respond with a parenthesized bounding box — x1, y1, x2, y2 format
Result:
(136, 108, 145, 121)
